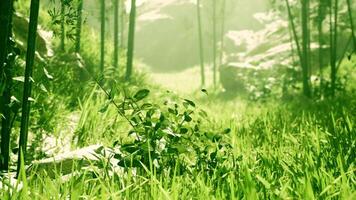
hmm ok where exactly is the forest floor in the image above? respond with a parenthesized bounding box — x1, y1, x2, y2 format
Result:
(1, 63, 355, 199)
(149, 66, 214, 94)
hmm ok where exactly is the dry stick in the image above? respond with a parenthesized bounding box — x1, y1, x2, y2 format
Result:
(17, 0, 40, 176)
(197, 0, 205, 87)
(346, 0, 356, 51)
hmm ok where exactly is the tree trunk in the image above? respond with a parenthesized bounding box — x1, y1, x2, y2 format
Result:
(120, 0, 125, 49)
(219, 0, 226, 67)
(346, 0, 356, 52)
(0, 0, 12, 77)
(17, 0, 40, 176)
(114, 0, 120, 71)
(60, 0, 65, 52)
(100, 0, 105, 74)
(285, 0, 303, 64)
(75, 0, 83, 53)
(212, 0, 217, 88)
(1, 46, 15, 171)
(286, 0, 311, 97)
(125, 0, 136, 80)
(330, 0, 338, 97)
(0, 0, 14, 171)
(301, 0, 311, 97)
(196, 0, 205, 87)
(317, 0, 324, 93)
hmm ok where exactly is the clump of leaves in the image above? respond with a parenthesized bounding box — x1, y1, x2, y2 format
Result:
(111, 89, 236, 176)
(48, 0, 79, 41)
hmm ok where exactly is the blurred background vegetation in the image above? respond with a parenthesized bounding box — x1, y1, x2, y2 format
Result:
(0, 0, 355, 199)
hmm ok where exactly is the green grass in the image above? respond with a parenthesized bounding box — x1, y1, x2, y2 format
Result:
(1, 81, 355, 199)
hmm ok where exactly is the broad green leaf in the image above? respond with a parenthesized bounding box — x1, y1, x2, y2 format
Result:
(133, 89, 150, 102)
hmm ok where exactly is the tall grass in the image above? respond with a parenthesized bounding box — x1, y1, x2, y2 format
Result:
(2, 90, 355, 199)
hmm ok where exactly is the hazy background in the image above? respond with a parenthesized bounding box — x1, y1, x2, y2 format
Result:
(81, 0, 269, 72)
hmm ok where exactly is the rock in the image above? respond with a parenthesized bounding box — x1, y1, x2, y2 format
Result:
(12, 12, 53, 60)
(220, 63, 259, 93)
(27, 145, 116, 178)
(0, 172, 22, 193)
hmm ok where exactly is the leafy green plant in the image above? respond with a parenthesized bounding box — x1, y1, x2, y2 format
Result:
(107, 88, 235, 179)
(48, 0, 80, 51)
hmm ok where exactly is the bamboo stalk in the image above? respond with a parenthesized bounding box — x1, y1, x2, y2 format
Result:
(126, 0, 136, 80)
(60, 0, 65, 51)
(0, 0, 14, 171)
(114, 0, 120, 71)
(75, 0, 83, 53)
(317, 0, 324, 92)
(197, 0, 205, 87)
(346, 0, 356, 52)
(212, 0, 217, 88)
(285, 0, 303, 64)
(330, 0, 338, 97)
(17, 0, 40, 176)
(301, 0, 311, 97)
(100, 0, 105, 74)
(219, 0, 226, 68)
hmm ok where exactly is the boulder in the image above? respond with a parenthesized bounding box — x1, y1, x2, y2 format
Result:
(13, 12, 53, 60)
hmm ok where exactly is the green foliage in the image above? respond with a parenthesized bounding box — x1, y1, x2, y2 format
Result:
(111, 89, 234, 177)
(48, 0, 79, 41)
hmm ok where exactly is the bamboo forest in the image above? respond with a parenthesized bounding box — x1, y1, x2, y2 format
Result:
(0, 0, 356, 199)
